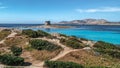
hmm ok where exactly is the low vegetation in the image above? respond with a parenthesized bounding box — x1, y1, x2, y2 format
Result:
(29, 39, 61, 51)
(58, 50, 119, 67)
(11, 46, 22, 56)
(45, 60, 84, 68)
(60, 37, 84, 49)
(0, 29, 120, 67)
(80, 38, 88, 41)
(0, 29, 11, 41)
(59, 33, 68, 37)
(45, 60, 108, 68)
(22, 29, 50, 38)
(0, 54, 24, 66)
(93, 41, 120, 59)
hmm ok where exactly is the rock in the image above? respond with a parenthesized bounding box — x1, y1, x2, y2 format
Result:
(83, 47, 91, 50)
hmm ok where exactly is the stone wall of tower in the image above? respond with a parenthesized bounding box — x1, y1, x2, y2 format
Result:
(45, 21, 51, 25)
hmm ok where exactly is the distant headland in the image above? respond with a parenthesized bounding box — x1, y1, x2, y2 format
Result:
(28, 19, 120, 28)
(58, 19, 120, 25)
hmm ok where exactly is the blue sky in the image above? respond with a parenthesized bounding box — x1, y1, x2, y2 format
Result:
(0, 0, 120, 23)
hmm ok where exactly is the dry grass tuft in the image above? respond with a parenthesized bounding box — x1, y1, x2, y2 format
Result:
(31, 49, 62, 61)
(4, 36, 30, 47)
(0, 44, 11, 55)
(0, 46, 11, 55)
(0, 29, 11, 41)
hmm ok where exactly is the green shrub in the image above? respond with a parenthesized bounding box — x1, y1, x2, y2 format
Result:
(69, 37, 83, 43)
(106, 50, 120, 59)
(71, 35, 77, 38)
(11, 46, 22, 56)
(22, 29, 38, 38)
(94, 41, 119, 50)
(86, 66, 108, 68)
(66, 40, 83, 49)
(0, 54, 24, 66)
(45, 61, 84, 68)
(59, 33, 68, 37)
(37, 30, 50, 37)
(60, 38, 66, 43)
(22, 29, 50, 38)
(80, 38, 88, 41)
(93, 41, 120, 59)
(29, 39, 61, 51)
(60, 38, 84, 49)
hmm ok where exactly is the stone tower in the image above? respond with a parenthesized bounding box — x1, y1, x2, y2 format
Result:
(45, 21, 51, 26)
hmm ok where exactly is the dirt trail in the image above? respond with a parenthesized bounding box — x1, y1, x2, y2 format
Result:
(7, 31, 17, 38)
(0, 32, 94, 68)
(82, 40, 95, 47)
(0, 31, 17, 44)
(40, 38, 75, 61)
(32, 38, 84, 68)
(0, 30, 18, 66)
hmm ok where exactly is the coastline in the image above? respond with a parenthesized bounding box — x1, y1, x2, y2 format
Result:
(0, 24, 120, 45)
(1, 23, 120, 28)
(26, 25, 74, 28)
(0, 27, 120, 45)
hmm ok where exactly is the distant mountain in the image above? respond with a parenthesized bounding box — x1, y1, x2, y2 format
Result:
(59, 19, 109, 25)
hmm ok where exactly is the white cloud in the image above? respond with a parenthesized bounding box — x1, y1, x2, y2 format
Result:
(76, 7, 120, 13)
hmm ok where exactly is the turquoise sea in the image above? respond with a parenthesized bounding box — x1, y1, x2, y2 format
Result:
(31, 25, 120, 45)
(0, 24, 120, 45)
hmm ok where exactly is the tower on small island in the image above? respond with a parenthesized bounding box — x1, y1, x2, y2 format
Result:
(45, 21, 51, 26)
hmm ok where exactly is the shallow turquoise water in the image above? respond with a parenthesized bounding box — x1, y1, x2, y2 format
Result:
(42, 28, 120, 45)
(22, 25, 120, 45)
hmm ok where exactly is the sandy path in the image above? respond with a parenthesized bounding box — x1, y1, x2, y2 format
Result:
(32, 38, 83, 68)
(7, 31, 17, 38)
(0, 33, 95, 68)
(82, 40, 95, 47)
(0, 31, 17, 44)
(0, 31, 18, 67)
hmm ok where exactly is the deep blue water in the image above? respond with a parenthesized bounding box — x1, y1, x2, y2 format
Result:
(0, 24, 120, 45)
(0, 24, 42, 27)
